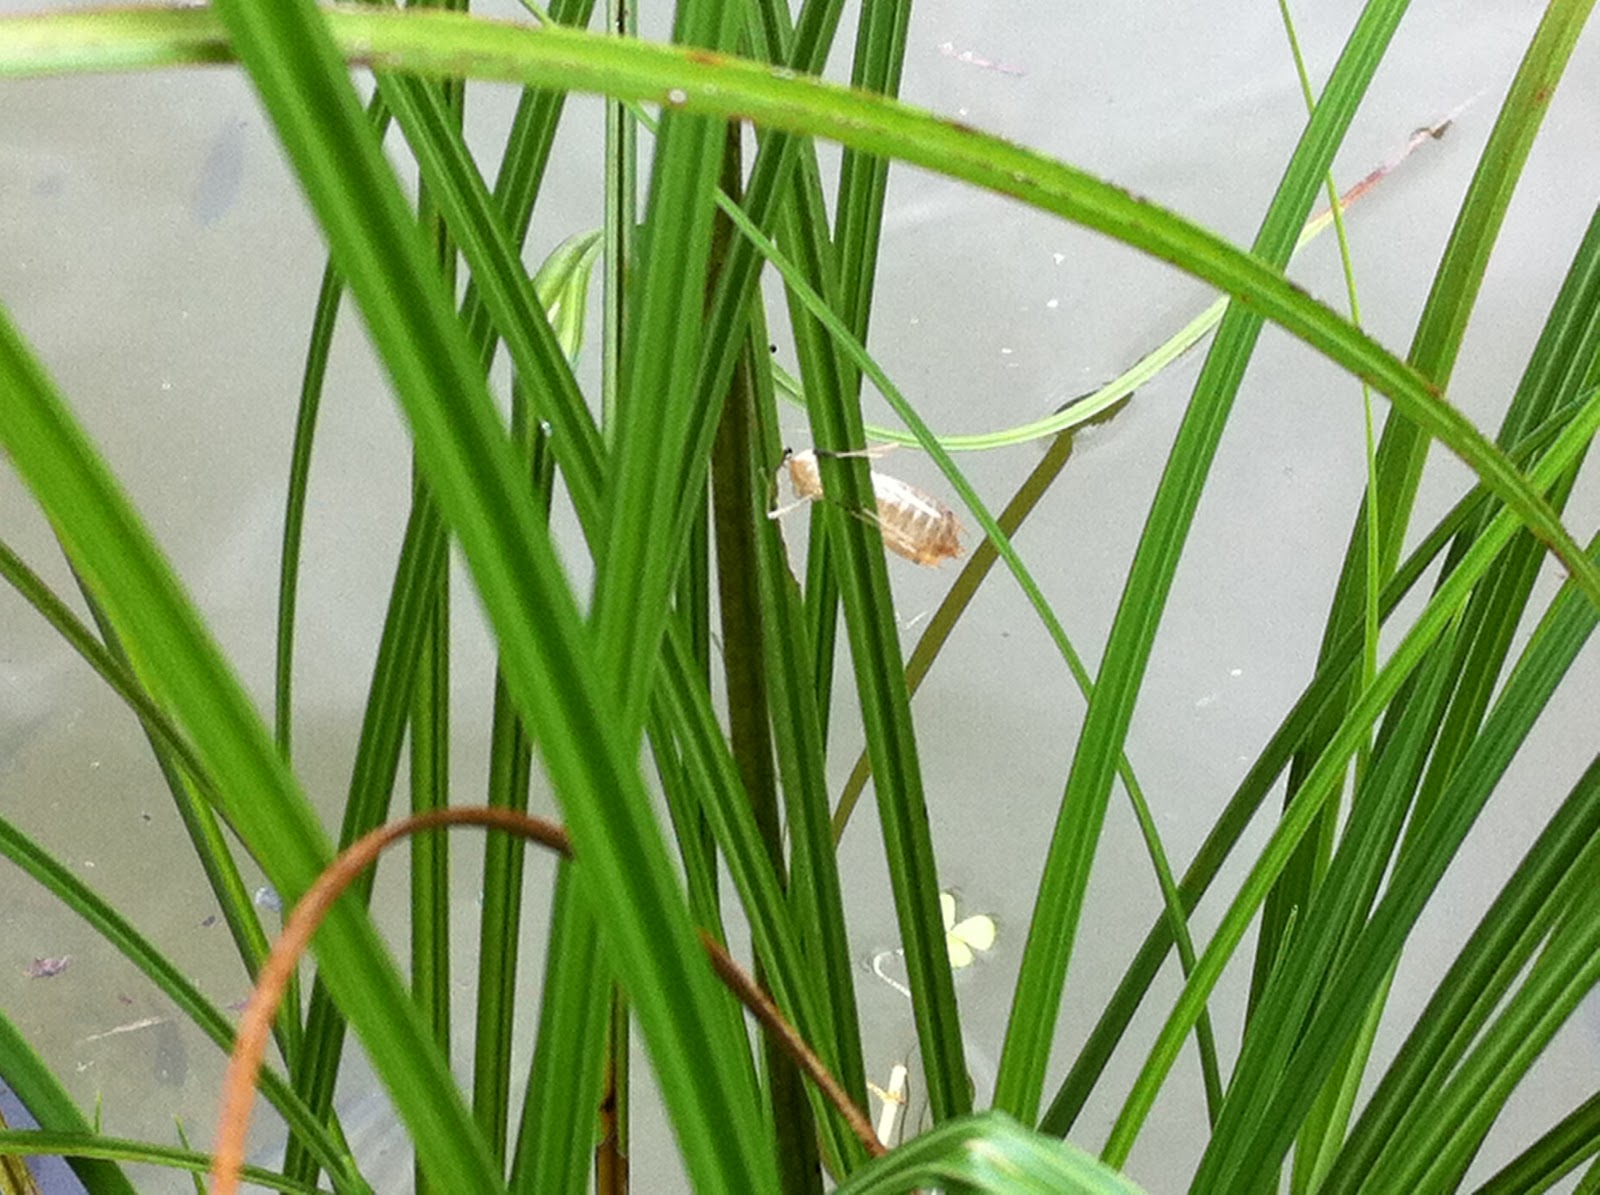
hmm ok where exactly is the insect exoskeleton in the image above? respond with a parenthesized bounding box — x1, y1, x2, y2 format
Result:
(773, 448, 964, 567)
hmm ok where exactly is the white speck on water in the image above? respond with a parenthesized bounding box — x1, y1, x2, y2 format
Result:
(1000, 346, 1013, 355)
(160, 380, 172, 391)
(1045, 298, 1060, 309)
(254, 884, 283, 913)
(1052, 252, 1066, 265)
(1231, 668, 1242, 677)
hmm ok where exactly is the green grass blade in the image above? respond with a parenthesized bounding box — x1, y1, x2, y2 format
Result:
(375, 51, 867, 1176)
(0, 298, 497, 1190)
(0, 1131, 317, 1195)
(409, 65, 461, 1195)
(67, 574, 291, 1062)
(1212, 211, 1600, 1186)
(1099, 389, 1600, 1164)
(712, 329, 822, 1192)
(7, 8, 1595, 601)
(834, 1113, 1148, 1195)
(275, 90, 389, 762)
(996, 0, 1413, 1124)
(589, 0, 740, 733)
(1369, 817, 1600, 1191)
(0, 817, 361, 1190)
(1473, 1090, 1600, 1195)
(1038, 390, 1594, 1138)
(0, 1012, 136, 1195)
(1261, 0, 1597, 1050)
(508, 870, 609, 1195)
(203, 0, 776, 1182)
(287, 491, 446, 1184)
(1319, 672, 1600, 1185)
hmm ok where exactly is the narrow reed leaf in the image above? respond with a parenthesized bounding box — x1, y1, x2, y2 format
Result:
(0, 1131, 314, 1195)
(3, 9, 1593, 600)
(0, 1012, 136, 1195)
(1039, 392, 1597, 1138)
(833, 1113, 1147, 1195)
(202, 0, 776, 1183)
(998, 0, 1413, 1124)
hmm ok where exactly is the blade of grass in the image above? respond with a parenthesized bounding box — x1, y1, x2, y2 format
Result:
(408, 52, 463, 1195)
(1219, 201, 1600, 1190)
(7, 7, 1597, 601)
(0, 1010, 135, 1195)
(0, 1131, 317, 1195)
(204, 0, 778, 1183)
(1100, 388, 1600, 1165)
(1472, 1089, 1600, 1195)
(1037, 390, 1595, 1138)
(1261, 0, 1596, 1059)
(832, 1113, 1149, 1195)
(0, 816, 363, 1190)
(0, 303, 502, 1189)
(376, 64, 869, 1172)
(1368, 818, 1600, 1191)
(996, 0, 1413, 1124)
(276, 94, 388, 761)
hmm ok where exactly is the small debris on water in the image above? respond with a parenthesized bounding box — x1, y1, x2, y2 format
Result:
(936, 40, 1025, 77)
(253, 885, 282, 913)
(24, 955, 72, 979)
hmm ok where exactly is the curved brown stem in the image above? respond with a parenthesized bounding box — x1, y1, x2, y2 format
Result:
(210, 807, 571, 1194)
(210, 805, 883, 1191)
(697, 930, 886, 1160)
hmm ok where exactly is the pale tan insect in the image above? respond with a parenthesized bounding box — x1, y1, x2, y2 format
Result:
(772, 448, 964, 567)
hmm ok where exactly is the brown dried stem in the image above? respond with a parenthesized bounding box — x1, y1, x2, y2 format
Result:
(210, 805, 882, 1192)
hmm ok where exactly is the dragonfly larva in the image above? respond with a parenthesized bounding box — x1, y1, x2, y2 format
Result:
(773, 448, 964, 567)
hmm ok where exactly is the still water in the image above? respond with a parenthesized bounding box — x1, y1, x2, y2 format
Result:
(2, 0, 1598, 1190)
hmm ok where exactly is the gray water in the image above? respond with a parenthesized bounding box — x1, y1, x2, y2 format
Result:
(2, 0, 1598, 1190)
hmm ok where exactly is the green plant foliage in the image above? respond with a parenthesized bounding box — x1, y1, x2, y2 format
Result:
(0, 0, 1596, 1192)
